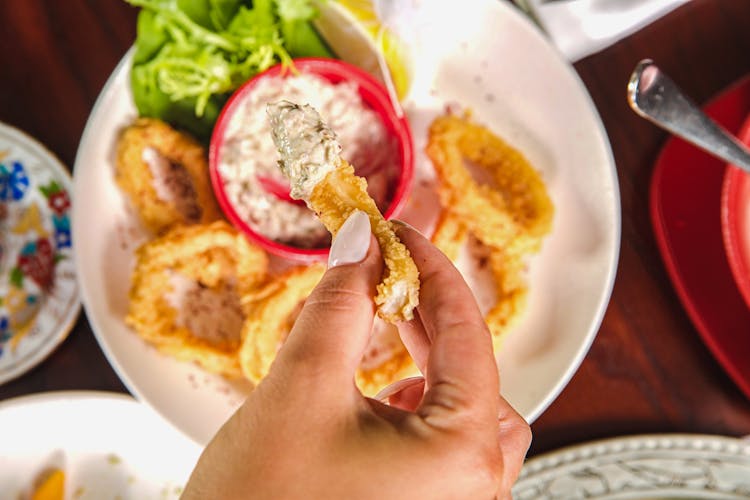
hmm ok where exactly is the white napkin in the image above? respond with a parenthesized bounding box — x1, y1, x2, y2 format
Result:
(528, 0, 690, 61)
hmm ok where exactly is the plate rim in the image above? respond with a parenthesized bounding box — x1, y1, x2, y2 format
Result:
(519, 432, 750, 473)
(0, 121, 82, 386)
(0, 389, 135, 412)
(720, 115, 750, 310)
(649, 74, 750, 400)
(493, 0, 620, 423)
(71, 46, 167, 429)
(514, 432, 750, 496)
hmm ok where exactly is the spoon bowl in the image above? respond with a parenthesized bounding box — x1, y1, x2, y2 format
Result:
(628, 59, 750, 172)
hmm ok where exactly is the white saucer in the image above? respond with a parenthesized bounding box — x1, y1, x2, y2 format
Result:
(0, 391, 200, 498)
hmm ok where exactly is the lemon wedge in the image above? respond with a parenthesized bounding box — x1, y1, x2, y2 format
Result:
(30, 468, 65, 500)
(313, 0, 413, 101)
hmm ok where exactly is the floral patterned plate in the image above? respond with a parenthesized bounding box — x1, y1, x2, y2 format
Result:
(513, 434, 750, 499)
(0, 121, 80, 385)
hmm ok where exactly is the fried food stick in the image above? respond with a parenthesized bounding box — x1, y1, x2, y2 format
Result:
(267, 101, 419, 323)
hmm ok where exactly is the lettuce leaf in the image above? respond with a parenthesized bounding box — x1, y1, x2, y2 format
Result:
(126, 0, 332, 141)
(276, 0, 332, 58)
(176, 0, 242, 30)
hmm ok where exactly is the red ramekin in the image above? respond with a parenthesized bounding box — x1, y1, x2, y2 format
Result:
(209, 57, 414, 262)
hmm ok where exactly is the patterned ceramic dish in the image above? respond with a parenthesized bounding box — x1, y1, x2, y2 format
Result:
(0, 121, 80, 385)
(513, 433, 750, 499)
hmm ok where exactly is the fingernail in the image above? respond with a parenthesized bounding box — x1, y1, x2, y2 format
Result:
(328, 210, 371, 268)
(374, 376, 425, 402)
(391, 219, 422, 236)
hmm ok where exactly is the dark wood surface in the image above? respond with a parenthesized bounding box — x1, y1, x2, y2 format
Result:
(1, 0, 749, 457)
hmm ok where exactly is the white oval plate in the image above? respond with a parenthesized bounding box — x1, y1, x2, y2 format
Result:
(513, 434, 750, 499)
(0, 122, 80, 385)
(72, 0, 619, 444)
(0, 391, 201, 498)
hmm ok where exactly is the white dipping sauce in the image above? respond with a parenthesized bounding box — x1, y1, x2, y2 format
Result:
(218, 72, 397, 248)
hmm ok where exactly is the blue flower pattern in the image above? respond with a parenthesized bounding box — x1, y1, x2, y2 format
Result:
(53, 214, 71, 249)
(0, 156, 72, 360)
(0, 317, 10, 356)
(0, 161, 30, 201)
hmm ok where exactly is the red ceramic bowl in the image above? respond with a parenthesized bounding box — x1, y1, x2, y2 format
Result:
(209, 57, 414, 262)
(720, 114, 750, 308)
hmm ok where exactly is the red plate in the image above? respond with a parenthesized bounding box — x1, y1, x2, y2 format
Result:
(721, 116, 750, 310)
(650, 75, 750, 400)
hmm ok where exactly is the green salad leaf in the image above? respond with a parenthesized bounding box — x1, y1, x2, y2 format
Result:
(126, 0, 333, 141)
(175, 0, 242, 30)
(276, 0, 333, 58)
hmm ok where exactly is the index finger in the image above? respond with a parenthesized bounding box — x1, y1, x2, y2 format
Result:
(394, 223, 500, 418)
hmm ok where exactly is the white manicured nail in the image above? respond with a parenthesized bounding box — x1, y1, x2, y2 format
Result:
(328, 210, 371, 268)
(374, 376, 426, 402)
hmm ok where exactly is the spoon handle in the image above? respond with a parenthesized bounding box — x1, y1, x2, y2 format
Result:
(628, 59, 750, 173)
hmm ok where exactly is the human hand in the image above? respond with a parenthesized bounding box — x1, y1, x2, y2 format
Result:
(182, 211, 531, 500)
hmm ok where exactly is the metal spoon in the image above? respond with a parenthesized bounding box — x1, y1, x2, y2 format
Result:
(628, 59, 750, 173)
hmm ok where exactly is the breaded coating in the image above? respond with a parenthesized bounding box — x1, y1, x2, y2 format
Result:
(431, 211, 470, 262)
(426, 113, 554, 256)
(427, 112, 553, 345)
(239, 264, 325, 384)
(268, 101, 419, 323)
(238, 263, 417, 396)
(485, 250, 528, 348)
(310, 162, 419, 322)
(126, 221, 268, 377)
(356, 346, 417, 398)
(431, 212, 527, 346)
(115, 118, 222, 234)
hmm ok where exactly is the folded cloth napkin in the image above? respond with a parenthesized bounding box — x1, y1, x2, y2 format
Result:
(528, 0, 690, 61)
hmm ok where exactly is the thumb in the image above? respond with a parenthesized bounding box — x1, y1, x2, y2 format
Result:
(274, 210, 383, 392)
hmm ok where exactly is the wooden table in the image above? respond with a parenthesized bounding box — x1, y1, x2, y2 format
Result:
(1, 0, 749, 457)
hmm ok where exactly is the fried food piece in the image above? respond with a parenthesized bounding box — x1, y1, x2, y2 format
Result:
(427, 112, 553, 346)
(431, 210, 469, 262)
(267, 101, 419, 323)
(484, 250, 528, 347)
(115, 118, 221, 234)
(356, 322, 419, 397)
(239, 264, 326, 384)
(126, 221, 268, 377)
(238, 264, 417, 395)
(426, 112, 554, 256)
(431, 212, 526, 345)
(311, 164, 419, 322)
